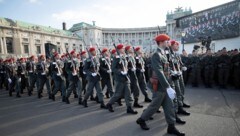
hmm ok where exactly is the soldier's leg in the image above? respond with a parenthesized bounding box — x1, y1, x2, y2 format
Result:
(106, 78, 114, 97)
(108, 81, 124, 105)
(45, 77, 51, 97)
(140, 91, 164, 120)
(209, 68, 214, 88)
(37, 77, 45, 98)
(15, 77, 21, 97)
(218, 69, 224, 88)
(82, 78, 87, 94)
(174, 80, 183, 107)
(162, 94, 176, 125)
(52, 79, 61, 97)
(83, 81, 95, 101)
(223, 69, 230, 88)
(139, 79, 152, 102)
(76, 79, 82, 104)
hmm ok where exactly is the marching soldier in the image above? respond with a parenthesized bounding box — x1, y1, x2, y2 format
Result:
(16, 58, 28, 97)
(134, 47, 152, 103)
(65, 50, 82, 104)
(79, 51, 88, 95)
(82, 47, 106, 108)
(7, 58, 17, 97)
(106, 44, 138, 114)
(136, 34, 185, 136)
(99, 48, 114, 98)
(169, 41, 190, 116)
(0, 58, 7, 90)
(36, 55, 51, 99)
(189, 50, 201, 87)
(26, 55, 38, 96)
(51, 52, 66, 102)
(125, 45, 143, 108)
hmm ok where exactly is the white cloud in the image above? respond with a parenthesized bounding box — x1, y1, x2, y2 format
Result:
(29, 0, 39, 3)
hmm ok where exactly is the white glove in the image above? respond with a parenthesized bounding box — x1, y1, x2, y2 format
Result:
(8, 78, 12, 83)
(92, 73, 97, 77)
(72, 73, 77, 76)
(121, 71, 127, 75)
(177, 71, 182, 76)
(141, 69, 145, 72)
(41, 72, 46, 75)
(18, 78, 21, 82)
(83, 71, 86, 74)
(167, 87, 176, 100)
(107, 70, 112, 73)
(131, 68, 136, 71)
(182, 66, 187, 71)
(57, 73, 61, 76)
(170, 70, 178, 76)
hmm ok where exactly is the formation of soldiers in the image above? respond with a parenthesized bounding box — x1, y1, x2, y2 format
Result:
(6, 33, 237, 135)
(181, 47, 240, 89)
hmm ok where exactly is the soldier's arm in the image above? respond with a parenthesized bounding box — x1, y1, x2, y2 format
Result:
(151, 53, 170, 90)
(99, 58, 108, 73)
(83, 59, 92, 76)
(112, 57, 122, 75)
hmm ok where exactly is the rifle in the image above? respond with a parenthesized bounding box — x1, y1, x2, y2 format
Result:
(65, 44, 77, 75)
(111, 36, 127, 73)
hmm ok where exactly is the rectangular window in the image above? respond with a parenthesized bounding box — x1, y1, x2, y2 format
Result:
(57, 42, 60, 45)
(6, 37, 13, 53)
(36, 46, 41, 54)
(22, 38, 28, 43)
(23, 44, 29, 53)
(35, 39, 41, 44)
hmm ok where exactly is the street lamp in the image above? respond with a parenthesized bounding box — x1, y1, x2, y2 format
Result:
(181, 31, 186, 51)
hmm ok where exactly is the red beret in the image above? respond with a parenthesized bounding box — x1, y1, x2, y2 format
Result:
(111, 49, 116, 54)
(89, 47, 95, 52)
(155, 34, 170, 42)
(135, 47, 141, 52)
(70, 50, 75, 55)
(80, 51, 86, 56)
(61, 54, 65, 58)
(125, 45, 131, 51)
(20, 58, 25, 61)
(170, 40, 176, 46)
(53, 52, 58, 57)
(30, 55, 35, 59)
(39, 55, 44, 58)
(102, 48, 108, 54)
(117, 44, 124, 50)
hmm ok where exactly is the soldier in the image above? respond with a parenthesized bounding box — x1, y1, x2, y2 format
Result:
(82, 47, 106, 108)
(181, 50, 190, 85)
(7, 58, 17, 97)
(51, 52, 66, 102)
(65, 50, 82, 104)
(136, 34, 185, 136)
(216, 47, 231, 89)
(99, 48, 114, 98)
(36, 55, 51, 99)
(15, 58, 28, 97)
(201, 49, 215, 88)
(189, 50, 201, 87)
(125, 45, 143, 108)
(231, 49, 240, 89)
(26, 55, 38, 96)
(135, 47, 152, 103)
(106, 44, 138, 114)
(169, 40, 190, 116)
(0, 58, 6, 90)
(79, 51, 88, 96)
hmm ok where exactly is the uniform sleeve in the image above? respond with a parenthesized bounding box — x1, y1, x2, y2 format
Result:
(151, 53, 170, 90)
(112, 57, 122, 75)
(83, 59, 92, 76)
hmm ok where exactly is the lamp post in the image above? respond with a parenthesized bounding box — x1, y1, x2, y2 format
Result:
(181, 31, 186, 51)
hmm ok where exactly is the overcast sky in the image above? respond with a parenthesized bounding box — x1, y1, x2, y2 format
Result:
(0, 0, 234, 29)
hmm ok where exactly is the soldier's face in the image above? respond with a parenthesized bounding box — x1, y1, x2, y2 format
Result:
(119, 48, 125, 54)
(91, 50, 96, 56)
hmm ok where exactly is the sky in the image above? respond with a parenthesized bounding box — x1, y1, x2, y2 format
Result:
(0, 0, 234, 30)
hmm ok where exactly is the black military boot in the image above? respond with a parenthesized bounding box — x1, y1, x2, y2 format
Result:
(176, 115, 186, 124)
(9, 91, 12, 97)
(136, 118, 149, 130)
(144, 96, 152, 103)
(28, 90, 32, 96)
(167, 124, 185, 136)
(90, 95, 95, 101)
(65, 97, 70, 104)
(95, 96, 100, 103)
(183, 102, 190, 108)
(82, 99, 88, 107)
(52, 94, 55, 101)
(100, 101, 107, 109)
(16, 92, 21, 98)
(62, 96, 66, 102)
(48, 94, 52, 99)
(127, 106, 138, 114)
(38, 93, 43, 99)
(74, 94, 78, 98)
(78, 98, 82, 105)
(106, 103, 114, 112)
(177, 107, 190, 116)
(117, 98, 123, 106)
(134, 98, 143, 108)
